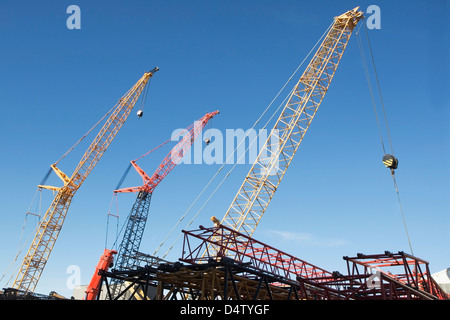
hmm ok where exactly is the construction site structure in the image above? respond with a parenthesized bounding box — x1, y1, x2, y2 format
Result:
(4, 6, 446, 303)
(112, 110, 219, 271)
(311, 251, 448, 300)
(216, 7, 364, 241)
(0, 288, 69, 300)
(92, 224, 448, 300)
(10, 68, 159, 293)
(84, 249, 117, 300)
(87, 8, 448, 301)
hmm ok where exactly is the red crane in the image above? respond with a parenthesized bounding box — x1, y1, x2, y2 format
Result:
(84, 249, 117, 300)
(85, 110, 219, 300)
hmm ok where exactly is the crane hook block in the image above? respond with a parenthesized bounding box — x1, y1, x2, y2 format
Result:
(382, 154, 398, 171)
(137, 110, 144, 118)
(211, 216, 221, 227)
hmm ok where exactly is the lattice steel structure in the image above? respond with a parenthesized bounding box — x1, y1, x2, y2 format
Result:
(155, 258, 304, 300)
(295, 251, 449, 300)
(93, 227, 448, 300)
(180, 226, 448, 300)
(105, 111, 218, 299)
(182, 224, 333, 283)
(96, 257, 307, 300)
(113, 191, 153, 273)
(218, 8, 364, 238)
(11, 68, 159, 293)
(343, 252, 448, 300)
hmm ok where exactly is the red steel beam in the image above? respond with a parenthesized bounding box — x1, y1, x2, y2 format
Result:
(179, 227, 448, 300)
(180, 224, 334, 283)
(344, 251, 449, 300)
(343, 251, 449, 300)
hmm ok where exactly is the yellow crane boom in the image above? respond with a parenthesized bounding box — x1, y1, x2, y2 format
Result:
(218, 8, 363, 237)
(12, 68, 158, 292)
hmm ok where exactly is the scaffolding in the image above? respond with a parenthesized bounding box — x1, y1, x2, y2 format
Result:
(93, 225, 448, 300)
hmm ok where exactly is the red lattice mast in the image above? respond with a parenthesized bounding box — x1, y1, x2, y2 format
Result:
(180, 224, 333, 282)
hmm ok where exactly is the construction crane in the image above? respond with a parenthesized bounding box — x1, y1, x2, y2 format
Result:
(11, 68, 159, 293)
(86, 110, 218, 299)
(84, 249, 117, 300)
(213, 8, 364, 238)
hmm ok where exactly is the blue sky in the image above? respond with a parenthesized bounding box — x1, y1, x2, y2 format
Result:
(0, 0, 448, 298)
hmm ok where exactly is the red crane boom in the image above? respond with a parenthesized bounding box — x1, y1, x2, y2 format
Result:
(85, 110, 219, 300)
(114, 110, 220, 195)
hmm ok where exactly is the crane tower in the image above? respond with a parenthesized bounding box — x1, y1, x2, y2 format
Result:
(217, 8, 364, 237)
(11, 68, 159, 293)
(112, 111, 219, 273)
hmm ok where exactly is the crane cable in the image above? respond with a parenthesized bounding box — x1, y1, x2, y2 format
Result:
(0, 189, 43, 286)
(356, 20, 414, 255)
(54, 104, 116, 167)
(153, 21, 335, 258)
(104, 118, 213, 249)
(158, 85, 294, 259)
(53, 78, 152, 168)
(103, 134, 180, 250)
(112, 129, 188, 193)
(105, 193, 120, 250)
(137, 78, 151, 117)
(133, 122, 195, 163)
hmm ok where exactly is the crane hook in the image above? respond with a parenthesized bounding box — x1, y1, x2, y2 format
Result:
(382, 154, 398, 175)
(137, 110, 144, 118)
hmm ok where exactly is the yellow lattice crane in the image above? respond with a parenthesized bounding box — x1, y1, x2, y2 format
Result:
(11, 68, 159, 293)
(215, 8, 364, 237)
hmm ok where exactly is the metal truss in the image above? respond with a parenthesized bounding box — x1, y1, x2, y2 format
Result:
(156, 258, 304, 300)
(97, 258, 306, 300)
(296, 251, 449, 300)
(95, 255, 167, 300)
(180, 226, 448, 300)
(93, 226, 448, 300)
(342, 251, 448, 300)
(181, 225, 334, 283)
(218, 8, 364, 239)
(12, 69, 158, 293)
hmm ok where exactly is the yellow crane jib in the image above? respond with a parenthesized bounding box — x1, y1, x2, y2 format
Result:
(11, 68, 158, 293)
(215, 8, 364, 241)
